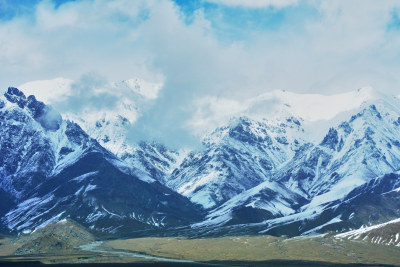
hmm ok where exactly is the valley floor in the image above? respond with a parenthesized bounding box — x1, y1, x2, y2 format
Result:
(1, 234, 400, 266)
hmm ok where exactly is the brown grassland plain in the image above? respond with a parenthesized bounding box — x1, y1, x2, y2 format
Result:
(102, 234, 400, 265)
(1, 233, 400, 265)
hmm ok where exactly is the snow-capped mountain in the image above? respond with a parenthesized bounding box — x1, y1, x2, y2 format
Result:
(163, 88, 400, 233)
(2, 81, 400, 239)
(186, 92, 400, 235)
(167, 116, 306, 209)
(0, 87, 78, 200)
(0, 87, 202, 235)
(276, 98, 400, 203)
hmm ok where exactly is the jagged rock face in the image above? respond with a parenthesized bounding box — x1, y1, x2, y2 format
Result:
(275, 143, 332, 198)
(0, 88, 104, 200)
(4, 87, 62, 131)
(4, 87, 27, 108)
(320, 128, 339, 150)
(0, 99, 55, 199)
(64, 121, 92, 147)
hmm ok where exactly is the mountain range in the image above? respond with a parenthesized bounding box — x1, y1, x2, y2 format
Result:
(1, 79, 400, 239)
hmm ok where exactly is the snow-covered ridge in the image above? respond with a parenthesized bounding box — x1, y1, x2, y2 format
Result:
(193, 180, 306, 228)
(335, 218, 400, 246)
(336, 218, 400, 238)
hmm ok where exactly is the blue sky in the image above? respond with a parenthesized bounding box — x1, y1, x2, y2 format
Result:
(0, 0, 397, 44)
(174, 0, 318, 40)
(1, 0, 400, 146)
(0, 0, 316, 40)
(0, 0, 73, 19)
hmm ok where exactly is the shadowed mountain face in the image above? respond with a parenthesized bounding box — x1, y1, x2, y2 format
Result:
(0, 188, 13, 218)
(1, 85, 400, 238)
(4, 151, 204, 236)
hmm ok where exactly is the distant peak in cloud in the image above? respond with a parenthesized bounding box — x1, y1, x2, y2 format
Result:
(111, 78, 164, 100)
(188, 86, 383, 138)
(204, 0, 298, 8)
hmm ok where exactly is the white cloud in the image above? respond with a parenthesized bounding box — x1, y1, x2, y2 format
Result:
(1, 0, 400, 146)
(204, 0, 298, 8)
(189, 96, 248, 136)
(188, 87, 381, 136)
(19, 77, 74, 103)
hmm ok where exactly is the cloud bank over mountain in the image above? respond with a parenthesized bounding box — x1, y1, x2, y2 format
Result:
(1, 0, 400, 146)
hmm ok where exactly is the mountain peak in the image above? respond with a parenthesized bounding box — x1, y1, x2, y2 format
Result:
(4, 87, 27, 108)
(112, 77, 163, 100)
(203, 115, 304, 148)
(3, 87, 62, 131)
